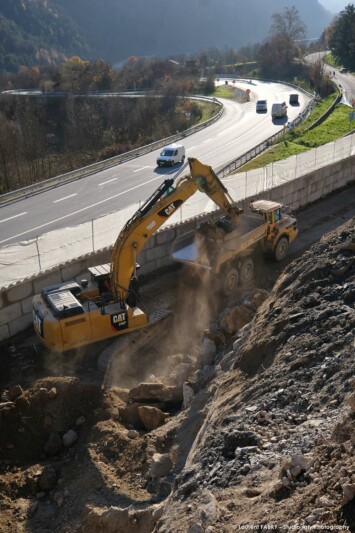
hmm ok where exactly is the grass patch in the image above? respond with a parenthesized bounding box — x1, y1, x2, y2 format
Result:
(195, 101, 221, 122)
(213, 85, 236, 99)
(237, 94, 352, 172)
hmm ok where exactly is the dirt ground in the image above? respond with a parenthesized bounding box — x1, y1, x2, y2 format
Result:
(0, 185, 354, 532)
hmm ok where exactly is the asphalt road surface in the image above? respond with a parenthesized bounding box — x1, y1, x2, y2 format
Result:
(0, 80, 310, 245)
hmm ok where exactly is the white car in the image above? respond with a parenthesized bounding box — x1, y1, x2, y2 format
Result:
(157, 144, 185, 167)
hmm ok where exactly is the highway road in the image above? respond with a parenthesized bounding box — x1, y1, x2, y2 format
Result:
(0, 80, 311, 246)
(307, 52, 355, 105)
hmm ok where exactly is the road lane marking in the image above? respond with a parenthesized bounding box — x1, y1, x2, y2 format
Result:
(0, 212, 27, 224)
(98, 178, 117, 186)
(133, 166, 151, 173)
(203, 138, 212, 143)
(53, 194, 77, 203)
(0, 175, 164, 244)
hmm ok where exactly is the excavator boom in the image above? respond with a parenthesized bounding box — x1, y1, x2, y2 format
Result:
(110, 158, 242, 304)
(32, 158, 242, 352)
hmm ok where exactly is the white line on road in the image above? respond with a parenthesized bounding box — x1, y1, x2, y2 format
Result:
(133, 166, 151, 173)
(53, 194, 77, 204)
(98, 178, 117, 186)
(0, 175, 164, 244)
(0, 212, 27, 224)
(203, 138, 212, 143)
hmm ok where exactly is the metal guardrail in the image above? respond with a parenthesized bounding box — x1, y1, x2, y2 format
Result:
(0, 95, 223, 207)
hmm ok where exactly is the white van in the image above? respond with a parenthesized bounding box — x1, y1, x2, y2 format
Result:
(271, 102, 288, 119)
(157, 144, 185, 167)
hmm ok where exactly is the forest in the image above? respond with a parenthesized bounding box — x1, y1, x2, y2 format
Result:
(0, 57, 217, 194)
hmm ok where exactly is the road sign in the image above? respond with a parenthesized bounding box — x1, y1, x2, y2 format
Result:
(246, 89, 250, 94)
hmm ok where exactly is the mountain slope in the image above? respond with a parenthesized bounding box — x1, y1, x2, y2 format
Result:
(0, 0, 89, 71)
(0, 0, 331, 71)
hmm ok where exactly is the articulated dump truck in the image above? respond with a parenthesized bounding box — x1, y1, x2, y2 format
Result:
(171, 199, 298, 295)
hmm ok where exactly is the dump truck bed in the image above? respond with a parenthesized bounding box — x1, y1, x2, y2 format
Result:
(171, 212, 268, 270)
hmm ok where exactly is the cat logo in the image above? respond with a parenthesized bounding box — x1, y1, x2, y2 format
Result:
(110, 311, 128, 331)
(158, 199, 183, 218)
(33, 310, 43, 337)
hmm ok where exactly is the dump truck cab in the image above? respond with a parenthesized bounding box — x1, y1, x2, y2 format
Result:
(250, 200, 298, 260)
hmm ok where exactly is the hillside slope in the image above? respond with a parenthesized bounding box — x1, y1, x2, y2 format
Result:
(0, 0, 89, 71)
(0, 0, 331, 70)
(155, 216, 355, 531)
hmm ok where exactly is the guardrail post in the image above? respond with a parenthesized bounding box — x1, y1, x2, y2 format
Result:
(36, 238, 42, 273)
(92, 219, 95, 252)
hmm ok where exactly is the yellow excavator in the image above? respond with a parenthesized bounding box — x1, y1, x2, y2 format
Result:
(32, 158, 242, 352)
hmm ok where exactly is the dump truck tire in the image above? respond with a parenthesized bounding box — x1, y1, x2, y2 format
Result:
(222, 267, 239, 296)
(274, 236, 289, 261)
(240, 258, 254, 284)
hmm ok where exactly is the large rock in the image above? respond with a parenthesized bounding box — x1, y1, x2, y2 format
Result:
(196, 338, 216, 368)
(118, 403, 145, 428)
(128, 383, 182, 403)
(345, 392, 355, 412)
(150, 453, 173, 478)
(62, 429, 78, 448)
(38, 467, 58, 491)
(219, 305, 254, 335)
(85, 501, 164, 533)
(138, 406, 168, 431)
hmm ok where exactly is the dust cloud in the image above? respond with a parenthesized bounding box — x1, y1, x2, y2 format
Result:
(104, 265, 218, 390)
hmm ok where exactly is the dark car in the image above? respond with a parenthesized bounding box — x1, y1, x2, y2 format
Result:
(256, 100, 267, 112)
(289, 94, 299, 105)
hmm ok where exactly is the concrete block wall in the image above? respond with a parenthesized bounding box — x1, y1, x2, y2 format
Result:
(1, 156, 354, 343)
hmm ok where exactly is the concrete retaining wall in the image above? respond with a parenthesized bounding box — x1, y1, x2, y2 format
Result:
(1, 155, 354, 343)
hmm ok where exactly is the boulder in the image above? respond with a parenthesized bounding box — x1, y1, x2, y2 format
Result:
(341, 483, 355, 506)
(150, 453, 173, 478)
(138, 406, 167, 431)
(345, 392, 355, 412)
(127, 429, 140, 439)
(196, 338, 216, 368)
(62, 429, 78, 448)
(7, 384, 24, 401)
(85, 501, 164, 533)
(128, 383, 182, 403)
(219, 305, 254, 335)
(38, 467, 58, 491)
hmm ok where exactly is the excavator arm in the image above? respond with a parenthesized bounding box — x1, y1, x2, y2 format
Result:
(32, 158, 242, 352)
(110, 158, 242, 304)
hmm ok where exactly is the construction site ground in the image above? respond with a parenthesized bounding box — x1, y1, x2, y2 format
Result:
(0, 184, 354, 532)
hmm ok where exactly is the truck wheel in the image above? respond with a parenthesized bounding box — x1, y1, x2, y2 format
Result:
(274, 236, 289, 261)
(222, 267, 239, 296)
(240, 258, 254, 285)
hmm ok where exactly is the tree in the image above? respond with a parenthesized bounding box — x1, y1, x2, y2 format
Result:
(58, 57, 90, 92)
(270, 6, 307, 44)
(258, 6, 307, 80)
(328, 4, 355, 69)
